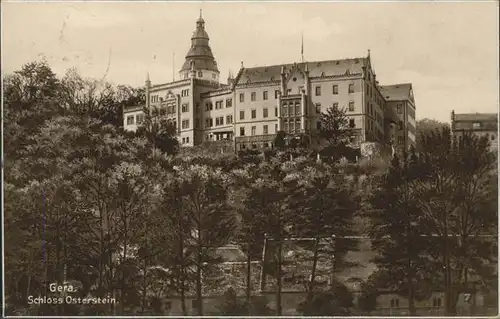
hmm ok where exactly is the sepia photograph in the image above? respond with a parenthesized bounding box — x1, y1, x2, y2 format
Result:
(2, 1, 499, 317)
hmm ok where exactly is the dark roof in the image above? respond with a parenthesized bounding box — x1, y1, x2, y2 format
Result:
(454, 113, 498, 122)
(123, 105, 143, 113)
(379, 83, 413, 101)
(180, 16, 218, 73)
(236, 57, 368, 84)
(180, 58, 219, 73)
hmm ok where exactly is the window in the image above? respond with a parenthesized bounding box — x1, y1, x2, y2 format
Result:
(349, 119, 355, 128)
(195, 119, 200, 128)
(399, 120, 404, 131)
(433, 297, 442, 307)
(186, 136, 190, 143)
(349, 101, 355, 112)
(181, 89, 190, 97)
(215, 117, 224, 126)
(287, 89, 292, 94)
(332, 85, 338, 95)
(295, 104, 301, 116)
(275, 107, 278, 117)
(390, 298, 399, 308)
(282, 106, 288, 117)
(198, 71, 203, 77)
(283, 119, 289, 132)
(181, 119, 190, 129)
(240, 110, 245, 120)
(251, 126, 256, 136)
(172, 120, 177, 129)
(240, 127, 245, 136)
(136, 114, 144, 124)
(251, 109, 256, 119)
(182, 137, 185, 144)
(152, 109, 158, 117)
(205, 118, 213, 128)
(288, 104, 294, 116)
(165, 301, 172, 312)
(398, 136, 404, 145)
(192, 299, 199, 309)
(316, 103, 321, 113)
(396, 104, 403, 114)
(263, 108, 268, 118)
(315, 86, 321, 96)
(215, 101, 223, 109)
(317, 121, 321, 130)
(127, 115, 134, 125)
(275, 90, 280, 99)
(472, 122, 481, 129)
(182, 103, 189, 112)
(492, 134, 496, 140)
(205, 103, 213, 111)
(263, 125, 268, 135)
(349, 84, 354, 94)
(263, 91, 268, 100)
(239, 93, 245, 102)
(160, 108, 166, 116)
(251, 92, 256, 101)
(226, 99, 232, 108)
(275, 124, 278, 132)
(226, 115, 233, 124)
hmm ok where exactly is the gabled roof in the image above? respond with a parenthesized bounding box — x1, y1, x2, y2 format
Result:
(236, 57, 368, 85)
(454, 113, 498, 122)
(379, 83, 413, 101)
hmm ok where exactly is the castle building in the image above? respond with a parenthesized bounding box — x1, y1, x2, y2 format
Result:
(123, 12, 416, 155)
(451, 111, 498, 152)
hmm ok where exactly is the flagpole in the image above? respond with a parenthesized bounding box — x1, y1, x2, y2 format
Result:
(301, 31, 304, 63)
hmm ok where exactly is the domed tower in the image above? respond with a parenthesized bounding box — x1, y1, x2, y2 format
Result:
(179, 10, 220, 83)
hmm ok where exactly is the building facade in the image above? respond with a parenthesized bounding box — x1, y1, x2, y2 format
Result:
(123, 13, 417, 154)
(451, 111, 498, 152)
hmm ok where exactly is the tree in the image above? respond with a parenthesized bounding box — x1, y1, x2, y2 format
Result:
(3, 61, 64, 164)
(318, 104, 355, 160)
(245, 159, 303, 315)
(172, 162, 237, 315)
(368, 148, 433, 315)
(232, 164, 271, 313)
(357, 275, 379, 314)
(136, 106, 179, 156)
(416, 118, 449, 152)
(415, 128, 497, 315)
(292, 161, 359, 299)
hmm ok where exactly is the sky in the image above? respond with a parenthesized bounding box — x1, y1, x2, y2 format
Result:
(3, 1, 499, 122)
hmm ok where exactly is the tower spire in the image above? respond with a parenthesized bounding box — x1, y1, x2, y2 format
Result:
(180, 11, 219, 82)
